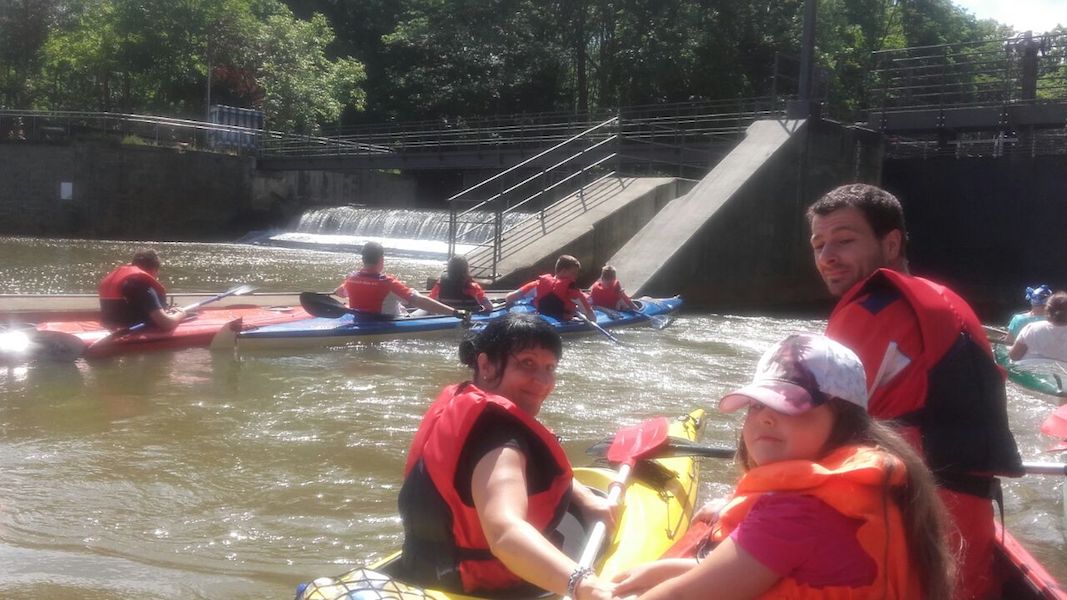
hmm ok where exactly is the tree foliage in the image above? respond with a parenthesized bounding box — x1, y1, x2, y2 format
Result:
(2, 0, 1059, 131)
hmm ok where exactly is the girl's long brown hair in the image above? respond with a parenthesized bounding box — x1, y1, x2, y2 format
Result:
(736, 399, 955, 599)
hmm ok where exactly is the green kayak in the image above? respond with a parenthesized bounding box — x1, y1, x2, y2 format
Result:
(994, 344, 1067, 398)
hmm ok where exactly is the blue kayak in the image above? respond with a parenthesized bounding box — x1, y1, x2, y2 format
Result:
(211, 296, 681, 351)
(496, 296, 680, 334)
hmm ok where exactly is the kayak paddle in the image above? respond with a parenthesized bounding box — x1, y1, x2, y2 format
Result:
(87, 283, 257, 354)
(564, 417, 671, 600)
(299, 292, 471, 324)
(587, 435, 735, 460)
(300, 291, 374, 319)
(576, 312, 623, 345)
(0, 327, 86, 364)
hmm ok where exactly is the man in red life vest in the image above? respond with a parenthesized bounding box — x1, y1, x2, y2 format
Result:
(588, 265, 638, 311)
(98, 248, 188, 330)
(807, 183, 1023, 600)
(334, 241, 466, 318)
(503, 255, 596, 322)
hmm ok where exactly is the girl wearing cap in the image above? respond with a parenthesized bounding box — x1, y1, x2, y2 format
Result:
(397, 314, 615, 600)
(611, 334, 953, 600)
(1007, 284, 1053, 343)
(1009, 291, 1067, 364)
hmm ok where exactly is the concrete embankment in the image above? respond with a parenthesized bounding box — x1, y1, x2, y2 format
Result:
(609, 118, 884, 311)
(0, 141, 416, 240)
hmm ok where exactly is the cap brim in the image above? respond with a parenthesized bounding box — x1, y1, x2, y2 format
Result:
(719, 381, 816, 416)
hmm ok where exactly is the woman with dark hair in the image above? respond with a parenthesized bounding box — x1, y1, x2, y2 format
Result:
(429, 255, 494, 312)
(611, 334, 954, 600)
(397, 314, 614, 600)
(1010, 291, 1067, 363)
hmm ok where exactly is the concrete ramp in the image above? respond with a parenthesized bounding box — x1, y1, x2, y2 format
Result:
(608, 119, 806, 295)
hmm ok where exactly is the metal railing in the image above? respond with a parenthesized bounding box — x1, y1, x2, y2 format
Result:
(0, 109, 389, 156)
(446, 116, 620, 280)
(868, 31, 1067, 113)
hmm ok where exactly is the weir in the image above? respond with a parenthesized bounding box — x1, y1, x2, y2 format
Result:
(256, 207, 530, 260)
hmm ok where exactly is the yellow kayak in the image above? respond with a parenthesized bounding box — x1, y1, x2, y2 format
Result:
(297, 409, 707, 600)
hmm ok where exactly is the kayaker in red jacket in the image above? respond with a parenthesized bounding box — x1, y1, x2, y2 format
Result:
(334, 241, 466, 318)
(589, 265, 638, 311)
(807, 183, 1023, 600)
(611, 334, 953, 599)
(429, 255, 494, 313)
(397, 314, 615, 599)
(98, 249, 188, 330)
(504, 255, 595, 321)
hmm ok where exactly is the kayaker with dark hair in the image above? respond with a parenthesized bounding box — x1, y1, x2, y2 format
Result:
(589, 265, 639, 312)
(807, 183, 1023, 599)
(1009, 291, 1067, 363)
(504, 255, 596, 321)
(612, 334, 954, 599)
(397, 313, 614, 600)
(429, 255, 494, 313)
(98, 248, 188, 330)
(334, 241, 466, 318)
(1007, 284, 1052, 343)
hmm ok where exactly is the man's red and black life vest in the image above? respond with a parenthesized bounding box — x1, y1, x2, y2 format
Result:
(827, 269, 1024, 497)
(398, 382, 573, 593)
(533, 274, 579, 320)
(98, 265, 167, 328)
(435, 275, 483, 311)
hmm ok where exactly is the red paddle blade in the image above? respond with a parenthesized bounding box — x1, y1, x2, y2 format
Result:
(606, 417, 670, 466)
(1041, 405, 1067, 441)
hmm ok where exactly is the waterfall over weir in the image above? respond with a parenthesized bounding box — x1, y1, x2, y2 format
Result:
(255, 206, 531, 260)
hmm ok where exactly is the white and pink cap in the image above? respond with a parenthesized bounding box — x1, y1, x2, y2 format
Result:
(719, 334, 868, 415)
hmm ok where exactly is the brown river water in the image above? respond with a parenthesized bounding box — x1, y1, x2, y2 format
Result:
(0, 236, 1064, 598)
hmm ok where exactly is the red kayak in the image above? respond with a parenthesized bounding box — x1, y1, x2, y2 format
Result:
(35, 305, 309, 358)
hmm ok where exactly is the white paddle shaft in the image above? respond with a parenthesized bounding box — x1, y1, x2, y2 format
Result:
(563, 462, 632, 600)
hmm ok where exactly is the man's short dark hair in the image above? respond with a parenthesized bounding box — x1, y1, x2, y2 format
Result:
(131, 248, 161, 271)
(362, 241, 384, 266)
(806, 184, 908, 253)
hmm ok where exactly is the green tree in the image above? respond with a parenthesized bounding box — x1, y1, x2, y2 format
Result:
(256, 11, 366, 132)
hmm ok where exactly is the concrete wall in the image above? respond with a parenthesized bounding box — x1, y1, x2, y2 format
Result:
(883, 154, 1067, 318)
(0, 140, 417, 240)
(638, 119, 885, 312)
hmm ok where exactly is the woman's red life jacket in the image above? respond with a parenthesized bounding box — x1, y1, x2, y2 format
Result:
(709, 446, 922, 599)
(401, 383, 573, 592)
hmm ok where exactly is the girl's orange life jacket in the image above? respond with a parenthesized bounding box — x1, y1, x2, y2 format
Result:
(708, 445, 924, 599)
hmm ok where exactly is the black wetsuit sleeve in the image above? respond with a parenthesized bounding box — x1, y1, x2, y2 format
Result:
(454, 408, 561, 505)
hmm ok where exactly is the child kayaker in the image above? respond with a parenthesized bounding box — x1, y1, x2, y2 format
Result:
(504, 254, 596, 322)
(429, 255, 494, 312)
(589, 265, 639, 311)
(611, 333, 954, 600)
(1010, 291, 1067, 363)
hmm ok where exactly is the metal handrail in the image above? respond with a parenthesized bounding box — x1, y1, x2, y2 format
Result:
(458, 134, 618, 218)
(446, 116, 618, 206)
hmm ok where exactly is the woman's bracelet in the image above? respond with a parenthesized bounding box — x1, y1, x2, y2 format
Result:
(567, 566, 594, 598)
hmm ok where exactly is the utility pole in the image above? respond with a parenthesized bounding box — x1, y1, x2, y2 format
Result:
(789, 0, 818, 118)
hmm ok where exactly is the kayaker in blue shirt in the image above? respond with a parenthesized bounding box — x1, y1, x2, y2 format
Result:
(1007, 284, 1052, 343)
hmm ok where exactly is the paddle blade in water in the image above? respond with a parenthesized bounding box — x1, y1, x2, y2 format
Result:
(606, 417, 670, 465)
(1041, 406, 1067, 451)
